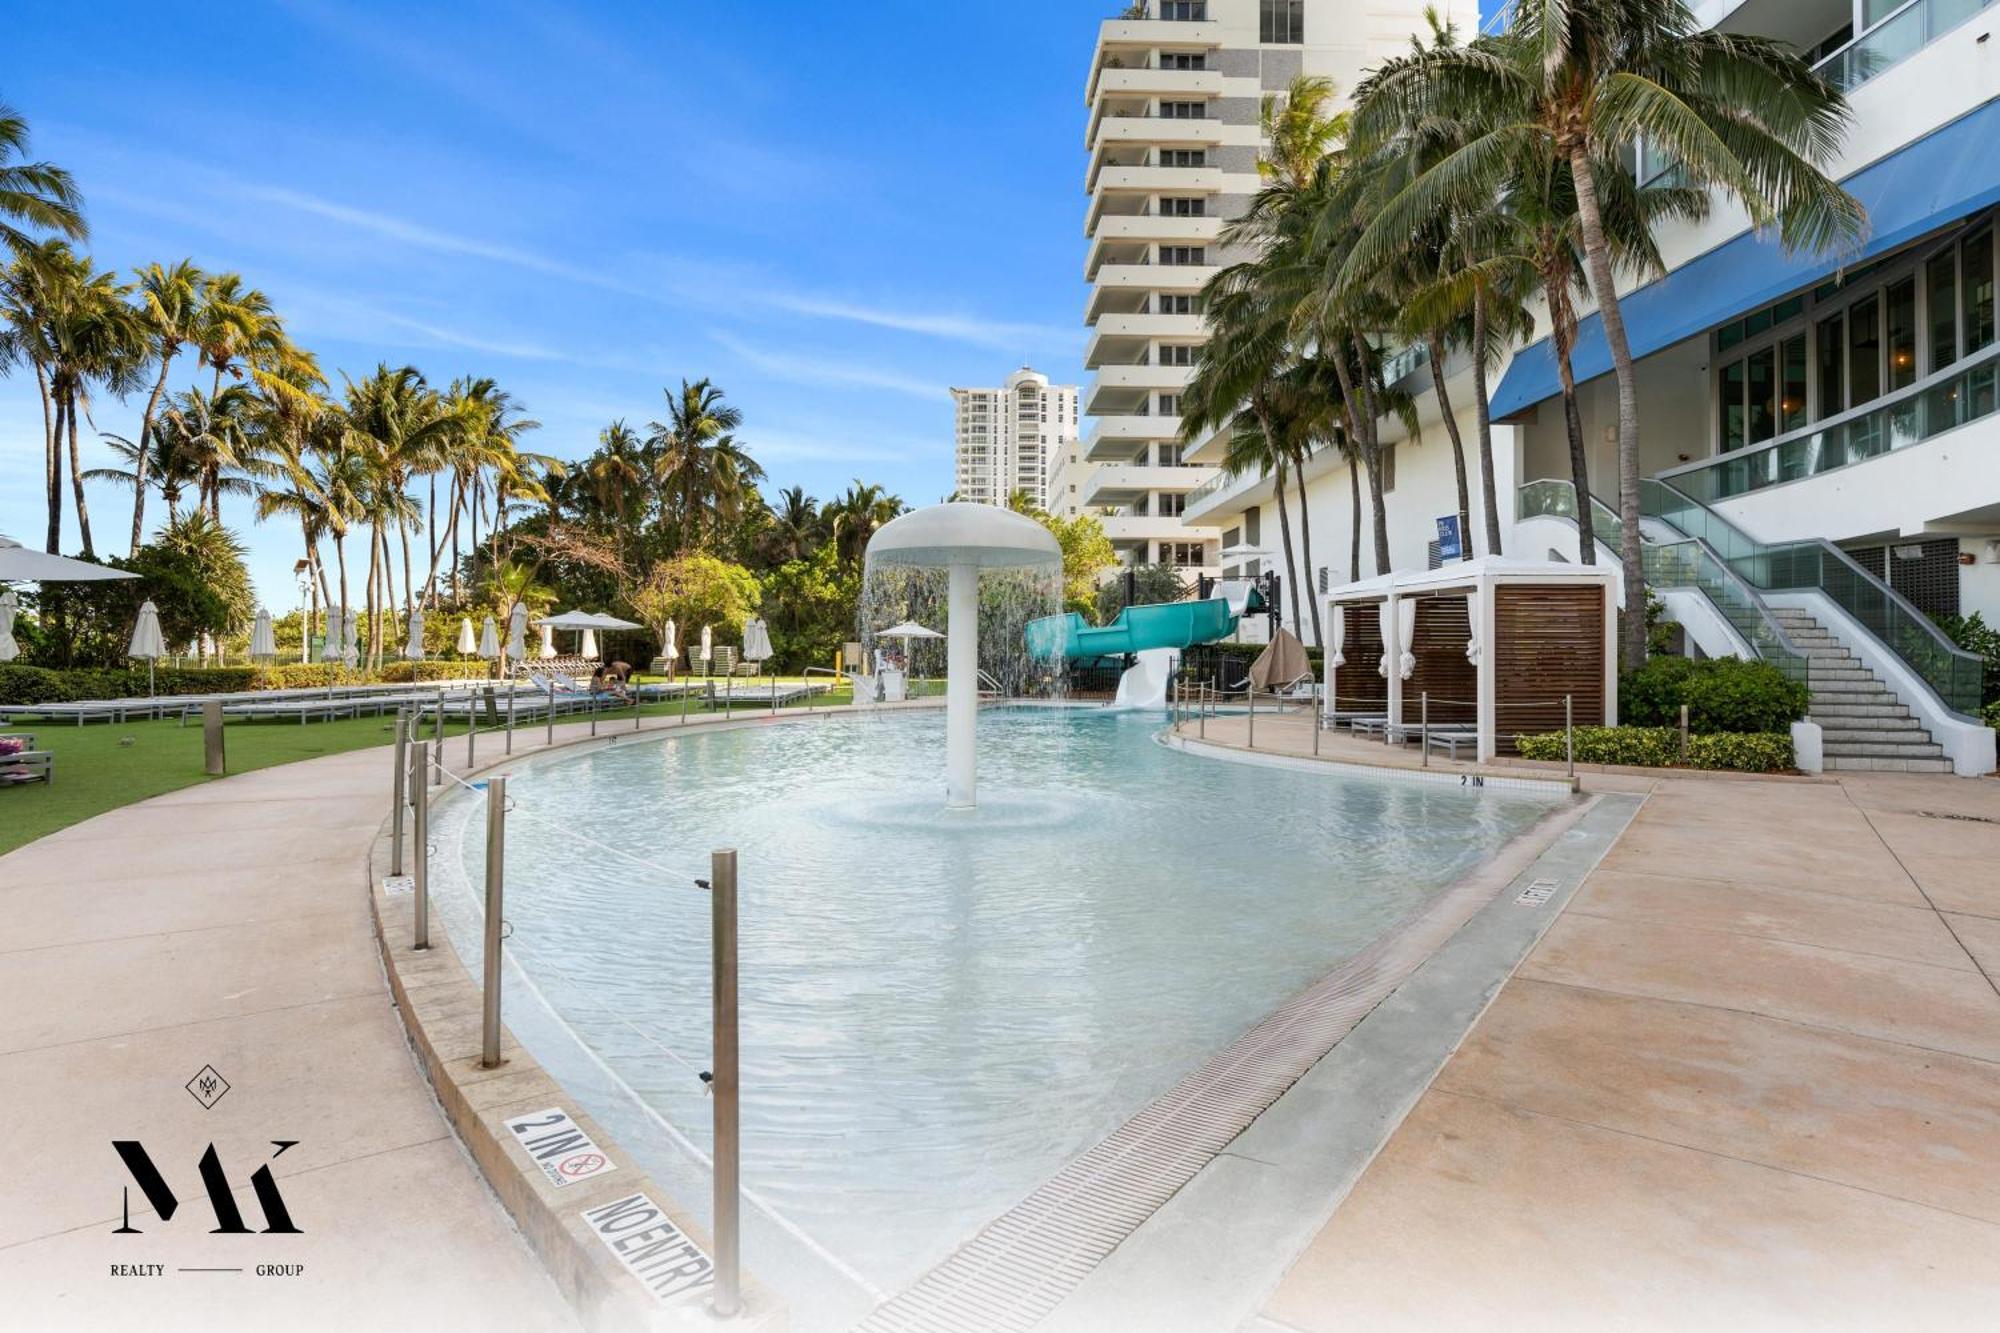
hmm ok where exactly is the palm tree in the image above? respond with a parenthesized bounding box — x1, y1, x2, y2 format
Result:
(42, 257, 146, 556)
(127, 259, 206, 553)
(1351, 0, 1863, 659)
(584, 420, 648, 528)
(160, 384, 262, 522)
(646, 378, 743, 550)
(767, 485, 822, 564)
(0, 102, 86, 253)
(827, 481, 904, 566)
(0, 240, 74, 550)
(193, 272, 284, 397)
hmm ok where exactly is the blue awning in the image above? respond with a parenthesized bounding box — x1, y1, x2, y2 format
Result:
(1489, 97, 2000, 421)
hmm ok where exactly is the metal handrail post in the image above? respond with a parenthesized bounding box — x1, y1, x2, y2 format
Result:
(432, 687, 444, 786)
(411, 739, 430, 951)
(1565, 694, 1575, 778)
(1421, 691, 1430, 769)
(391, 709, 408, 876)
(590, 691, 599, 737)
(545, 677, 556, 747)
(481, 775, 507, 1069)
(682, 681, 691, 724)
(467, 689, 477, 768)
(1247, 689, 1255, 748)
(1199, 683, 1206, 740)
(1679, 703, 1689, 760)
(725, 674, 733, 717)
(710, 848, 742, 1318)
(506, 680, 516, 754)
(1312, 690, 1321, 757)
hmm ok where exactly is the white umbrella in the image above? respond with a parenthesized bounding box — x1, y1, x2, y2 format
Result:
(741, 616, 773, 664)
(1398, 598, 1418, 680)
(342, 611, 360, 669)
(699, 624, 712, 665)
(405, 607, 426, 661)
(249, 607, 276, 661)
(129, 600, 166, 696)
(506, 603, 528, 660)
(455, 617, 476, 656)
(663, 617, 678, 662)
(321, 607, 345, 663)
(1329, 604, 1346, 669)
(0, 589, 18, 663)
(479, 615, 499, 660)
(0, 534, 140, 583)
(538, 621, 556, 658)
(580, 626, 599, 658)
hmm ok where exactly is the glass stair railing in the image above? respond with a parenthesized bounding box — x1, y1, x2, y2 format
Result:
(1516, 479, 1807, 682)
(1640, 479, 1985, 716)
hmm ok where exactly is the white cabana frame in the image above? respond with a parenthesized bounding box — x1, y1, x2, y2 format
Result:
(1321, 556, 1618, 763)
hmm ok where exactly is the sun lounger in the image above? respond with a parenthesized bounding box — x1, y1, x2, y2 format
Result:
(1423, 730, 1481, 761)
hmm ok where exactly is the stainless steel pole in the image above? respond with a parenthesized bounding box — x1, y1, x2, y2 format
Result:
(590, 691, 598, 737)
(1566, 694, 1575, 779)
(1679, 703, 1689, 760)
(1312, 691, 1321, 757)
(481, 774, 507, 1068)
(1421, 691, 1430, 769)
(1247, 689, 1255, 749)
(546, 678, 556, 746)
(711, 848, 741, 1318)
(467, 689, 477, 768)
(432, 687, 444, 786)
(391, 709, 408, 876)
(1199, 683, 1206, 740)
(725, 674, 733, 718)
(506, 679, 516, 754)
(681, 680, 691, 724)
(411, 739, 430, 951)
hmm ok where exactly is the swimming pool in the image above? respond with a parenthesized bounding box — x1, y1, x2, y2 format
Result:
(439, 707, 1561, 1315)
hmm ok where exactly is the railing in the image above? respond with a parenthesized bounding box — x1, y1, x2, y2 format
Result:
(1813, 0, 1996, 93)
(1659, 342, 2000, 502)
(1516, 479, 1806, 681)
(1642, 478, 1985, 715)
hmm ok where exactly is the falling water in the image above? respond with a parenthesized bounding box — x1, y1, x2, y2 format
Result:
(857, 561, 1067, 700)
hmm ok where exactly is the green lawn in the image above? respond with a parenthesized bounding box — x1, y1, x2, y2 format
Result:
(0, 679, 864, 857)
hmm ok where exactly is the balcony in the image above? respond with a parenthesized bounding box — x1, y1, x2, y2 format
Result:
(1182, 463, 1272, 523)
(1091, 66, 1224, 106)
(1096, 513, 1221, 546)
(1087, 211, 1219, 250)
(1085, 313, 1206, 366)
(1812, 0, 1996, 93)
(1087, 365, 1195, 415)
(1093, 164, 1224, 196)
(1090, 261, 1218, 294)
(1081, 464, 1211, 508)
(1083, 414, 1182, 460)
(1089, 115, 1224, 154)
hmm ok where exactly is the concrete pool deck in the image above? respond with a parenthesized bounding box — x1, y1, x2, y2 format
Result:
(1172, 710, 2000, 1331)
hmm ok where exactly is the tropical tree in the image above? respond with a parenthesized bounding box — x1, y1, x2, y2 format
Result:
(629, 552, 761, 658)
(1350, 0, 1863, 659)
(647, 378, 745, 550)
(826, 481, 905, 566)
(126, 259, 206, 552)
(41, 255, 145, 556)
(0, 101, 86, 253)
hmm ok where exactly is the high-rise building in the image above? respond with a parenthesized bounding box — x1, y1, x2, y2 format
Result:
(1078, 0, 1473, 576)
(951, 368, 1078, 510)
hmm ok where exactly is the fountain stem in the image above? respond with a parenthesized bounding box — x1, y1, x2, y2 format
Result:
(945, 560, 978, 809)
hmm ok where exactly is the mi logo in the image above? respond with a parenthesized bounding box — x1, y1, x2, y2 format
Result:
(112, 1141, 302, 1234)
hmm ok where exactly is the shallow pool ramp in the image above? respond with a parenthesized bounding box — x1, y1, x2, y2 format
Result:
(849, 810, 1582, 1333)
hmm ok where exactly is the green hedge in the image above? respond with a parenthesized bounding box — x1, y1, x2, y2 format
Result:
(0, 660, 496, 704)
(1620, 655, 1808, 734)
(1984, 699, 2000, 730)
(1516, 725, 1795, 773)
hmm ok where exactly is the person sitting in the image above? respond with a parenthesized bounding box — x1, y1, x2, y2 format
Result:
(589, 665, 630, 702)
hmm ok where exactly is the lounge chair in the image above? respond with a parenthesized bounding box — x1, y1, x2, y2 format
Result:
(1, 733, 52, 785)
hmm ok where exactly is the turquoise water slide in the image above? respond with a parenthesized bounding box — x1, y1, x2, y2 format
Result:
(1025, 598, 1238, 661)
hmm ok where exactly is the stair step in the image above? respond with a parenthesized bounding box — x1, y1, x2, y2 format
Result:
(1810, 703, 1911, 719)
(1816, 713, 1927, 730)
(1810, 680, 1894, 694)
(1823, 741, 1946, 758)
(1823, 756, 1956, 773)
(1819, 728, 1933, 746)
(1810, 669, 1879, 683)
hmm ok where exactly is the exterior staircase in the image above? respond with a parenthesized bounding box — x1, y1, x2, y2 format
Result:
(1769, 608, 1953, 773)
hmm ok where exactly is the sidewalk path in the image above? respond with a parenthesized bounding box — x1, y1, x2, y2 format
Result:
(0, 734, 585, 1332)
(1249, 767, 2000, 1332)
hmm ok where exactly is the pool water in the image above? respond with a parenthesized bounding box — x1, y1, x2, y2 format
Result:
(444, 707, 1558, 1302)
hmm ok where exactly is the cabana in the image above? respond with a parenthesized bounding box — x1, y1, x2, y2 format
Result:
(1321, 556, 1617, 763)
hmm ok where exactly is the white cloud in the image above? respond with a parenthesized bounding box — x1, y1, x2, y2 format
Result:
(766, 294, 1081, 355)
(711, 332, 941, 400)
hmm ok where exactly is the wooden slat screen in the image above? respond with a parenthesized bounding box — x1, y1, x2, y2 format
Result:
(1494, 585, 1605, 751)
(1408, 596, 1476, 725)
(1329, 602, 1388, 712)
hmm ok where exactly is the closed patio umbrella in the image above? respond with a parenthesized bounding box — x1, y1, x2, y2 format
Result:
(741, 616, 772, 664)
(249, 607, 277, 661)
(342, 612, 360, 668)
(479, 615, 499, 660)
(699, 623, 712, 666)
(1398, 599, 1418, 680)
(321, 607, 345, 662)
(663, 617, 678, 663)
(405, 607, 426, 660)
(455, 616, 476, 656)
(0, 589, 18, 663)
(1328, 604, 1346, 669)
(1376, 601, 1395, 679)
(538, 621, 556, 658)
(0, 533, 140, 583)
(129, 600, 166, 696)
(506, 603, 528, 660)
(1464, 590, 1481, 665)
(580, 626, 598, 658)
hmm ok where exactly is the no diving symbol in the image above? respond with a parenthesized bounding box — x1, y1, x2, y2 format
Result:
(559, 1153, 607, 1179)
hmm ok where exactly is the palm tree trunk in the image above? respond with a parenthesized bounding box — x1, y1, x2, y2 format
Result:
(1250, 396, 1304, 634)
(67, 393, 95, 557)
(398, 518, 414, 619)
(1291, 447, 1323, 647)
(364, 523, 380, 672)
(1343, 333, 1393, 576)
(1427, 333, 1474, 561)
(45, 388, 65, 553)
(131, 352, 175, 554)
(1569, 146, 1646, 663)
(333, 531, 349, 629)
(1544, 270, 1597, 567)
(450, 478, 464, 604)
(1472, 289, 1502, 557)
(1348, 451, 1362, 581)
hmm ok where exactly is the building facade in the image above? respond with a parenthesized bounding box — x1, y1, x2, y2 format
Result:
(951, 367, 1078, 510)
(1076, 0, 1477, 576)
(1183, 0, 2000, 772)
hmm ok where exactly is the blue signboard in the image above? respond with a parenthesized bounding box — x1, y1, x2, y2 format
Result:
(1436, 514, 1463, 562)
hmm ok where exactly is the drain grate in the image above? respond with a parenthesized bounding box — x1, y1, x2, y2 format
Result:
(851, 862, 1548, 1333)
(1919, 810, 2000, 825)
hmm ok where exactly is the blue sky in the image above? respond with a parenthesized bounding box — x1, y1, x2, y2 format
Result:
(3, 2, 1096, 606)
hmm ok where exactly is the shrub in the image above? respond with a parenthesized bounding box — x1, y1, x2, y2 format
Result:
(1935, 612, 2000, 707)
(1620, 655, 1808, 733)
(0, 664, 259, 704)
(1983, 699, 2000, 731)
(1515, 725, 1794, 773)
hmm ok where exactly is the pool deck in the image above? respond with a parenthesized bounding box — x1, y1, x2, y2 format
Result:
(1174, 709, 2000, 1331)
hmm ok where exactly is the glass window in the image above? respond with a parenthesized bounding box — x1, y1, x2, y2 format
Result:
(1817, 313, 1844, 417)
(1781, 334, 1808, 433)
(1849, 295, 1881, 405)
(1886, 277, 1917, 390)
(1966, 228, 1995, 352)
(1259, 0, 1304, 43)
(1720, 358, 1747, 451)
(1747, 345, 1778, 444)
(1862, 0, 1902, 26)
(1928, 249, 1959, 372)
